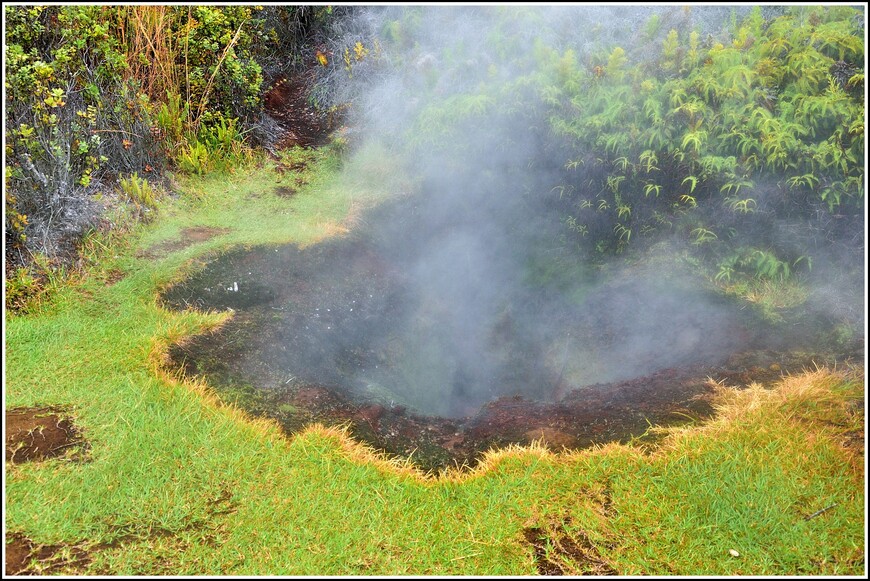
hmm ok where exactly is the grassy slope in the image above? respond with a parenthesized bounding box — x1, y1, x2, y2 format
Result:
(4, 145, 865, 575)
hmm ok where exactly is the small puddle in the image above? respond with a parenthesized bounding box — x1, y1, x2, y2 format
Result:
(160, 197, 862, 471)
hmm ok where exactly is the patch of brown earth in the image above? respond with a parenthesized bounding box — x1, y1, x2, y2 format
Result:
(264, 73, 331, 148)
(275, 161, 308, 174)
(274, 186, 298, 198)
(5, 533, 91, 576)
(168, 320, 852, 472)
(524, 427, 577, 449)
(103, 268, 125, 286)
(255, 363, 720, 472)
(5, 534, 31, 576)
(137, 226, 231, 259)
(522, 515, 617, 576)
(6, 408, 86, 464)
(5, 486, 237, 575)
(256, 347, 856, 473)
(183, 226, 230, 243)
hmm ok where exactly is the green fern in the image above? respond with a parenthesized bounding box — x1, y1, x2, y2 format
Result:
(720, 177, 754, 196)
(644, 183, 662, 198)
(613, 223, 631, 242)
(681, 130, 708, 154)
(681, 175, 699, 193)
(786, 173, 819, 190)
(725, 197, 758, 214)
(639, 150, 659, 173)
(690, 227, 718, 245)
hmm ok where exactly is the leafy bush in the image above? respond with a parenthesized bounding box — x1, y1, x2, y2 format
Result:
(4, 5, 318, 265)
(178, 6, 265, 131)
(5, 5, 335, 312)
(4, 6, 159, 256)
(119, 172, 160, 222)
(374, 6, 863, 283)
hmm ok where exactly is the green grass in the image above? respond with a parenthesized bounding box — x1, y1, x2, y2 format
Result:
(716, 276, 811, 324)
(5, 144, 865, 575)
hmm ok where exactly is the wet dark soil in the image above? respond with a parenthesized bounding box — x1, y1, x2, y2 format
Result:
(6, 408, 86, 464)
(264, 72, 331, 148)
(274, 185, 298, 198)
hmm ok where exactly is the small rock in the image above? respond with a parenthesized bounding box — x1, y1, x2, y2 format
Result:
(525, 427, 577, 449)
(355, 404, 385, 428)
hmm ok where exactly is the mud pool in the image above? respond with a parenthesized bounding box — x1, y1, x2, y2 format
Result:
(161, 196, 862, 471)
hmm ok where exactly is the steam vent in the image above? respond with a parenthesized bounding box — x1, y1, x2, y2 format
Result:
(162, 189, 860, 472)
(160, 5, 864, 472)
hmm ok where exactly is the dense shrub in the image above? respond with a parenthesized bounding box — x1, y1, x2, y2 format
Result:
(536, 5, 864, 267)
(4, 5, 338, 311)
(368, 6, 864, 284)
(5, 6, 159, 257)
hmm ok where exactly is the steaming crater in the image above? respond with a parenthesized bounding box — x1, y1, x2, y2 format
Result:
(160, 4, 864, 471)
(157, 192, 861, 472)
(162, 195, 759, 419)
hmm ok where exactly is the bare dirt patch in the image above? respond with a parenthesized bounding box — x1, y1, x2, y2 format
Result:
(275, 161, 308, 174)
(6, 408, 86, 464)
(137, 226, 231, 259)
(103, 268, 125, 286)
(523, 515, 617, 576)
(5, 534, 31, 576)
(5, 533, 91, 576)
(274, 185, 298, 198)
(263, 72, 331, 148)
